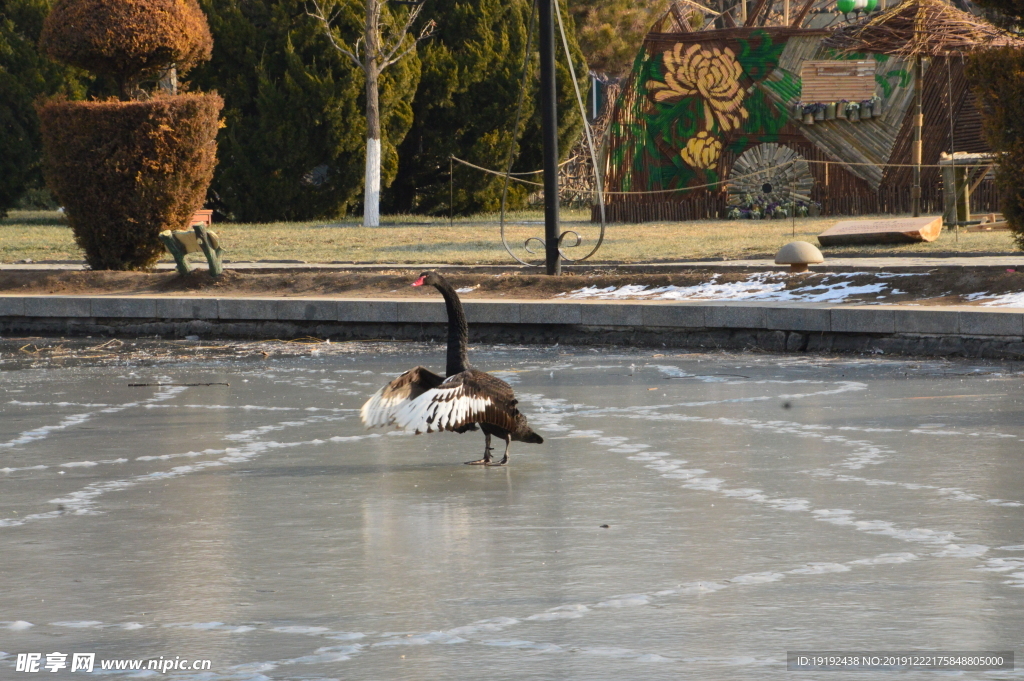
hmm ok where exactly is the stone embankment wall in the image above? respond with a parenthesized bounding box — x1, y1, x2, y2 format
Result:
(2, 296, 1024, 359)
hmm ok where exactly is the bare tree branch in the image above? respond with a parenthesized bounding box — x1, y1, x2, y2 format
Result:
(310, 0, 435, 73)
(307, 0, 365, 72)
(381, 16, 436, 69)
(381, 1, 421, 40)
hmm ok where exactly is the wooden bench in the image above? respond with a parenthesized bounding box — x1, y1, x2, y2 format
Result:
(939, 152, 996, 230)
(159, 222, 224, 277)
(966, 213, 1009, 232)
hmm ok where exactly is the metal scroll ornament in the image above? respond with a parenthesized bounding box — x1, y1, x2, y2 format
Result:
(499, 159, 607, 266)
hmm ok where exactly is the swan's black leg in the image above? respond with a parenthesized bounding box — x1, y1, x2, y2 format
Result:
(486, 434, 511, 466)
(465, 430, 492, 465)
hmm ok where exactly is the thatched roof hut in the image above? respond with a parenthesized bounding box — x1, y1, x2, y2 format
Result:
(825, 0, 1021, 57)
(824, 0, 1020, 215)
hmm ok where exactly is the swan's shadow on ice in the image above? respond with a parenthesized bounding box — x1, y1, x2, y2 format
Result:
(232, 462, 484, 477)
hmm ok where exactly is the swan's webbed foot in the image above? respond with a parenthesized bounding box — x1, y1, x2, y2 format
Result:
(485, 436, 511, 466)
(467, 431, 493, 465)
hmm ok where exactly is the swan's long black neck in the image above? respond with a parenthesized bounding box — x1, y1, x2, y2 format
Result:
(432, 279, 470, 376)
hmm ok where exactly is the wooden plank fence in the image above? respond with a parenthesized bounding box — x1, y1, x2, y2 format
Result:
(591, 178, 999, 222)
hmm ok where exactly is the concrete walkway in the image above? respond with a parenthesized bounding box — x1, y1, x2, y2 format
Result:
(4, 255, 1024, 273)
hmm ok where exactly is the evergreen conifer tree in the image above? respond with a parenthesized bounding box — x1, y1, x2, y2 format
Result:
(191, 0, 420, 221)
(567, 0, 668, 76)
(386, 0, 587, 216)
(969, 0, 1024, 247)
(0, 0, 89, 216)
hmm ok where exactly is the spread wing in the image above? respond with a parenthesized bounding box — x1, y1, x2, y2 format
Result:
(360, 366, 446, 428)
(390, 370, 521, 435)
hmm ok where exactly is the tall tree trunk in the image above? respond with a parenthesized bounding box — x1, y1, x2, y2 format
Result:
(365, 65, 381, 227)
(310, 0, 432, 225)
(364, 0, 381, 227)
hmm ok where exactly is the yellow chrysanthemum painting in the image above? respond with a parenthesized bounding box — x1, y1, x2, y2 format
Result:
(648, 43, 749, 133)
(680, 131, 722, 169)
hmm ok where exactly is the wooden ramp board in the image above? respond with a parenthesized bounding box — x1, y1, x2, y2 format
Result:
(818, 216, 943, 246)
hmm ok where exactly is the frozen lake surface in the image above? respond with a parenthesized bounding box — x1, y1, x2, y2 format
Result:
(1, 342, 1023, 680)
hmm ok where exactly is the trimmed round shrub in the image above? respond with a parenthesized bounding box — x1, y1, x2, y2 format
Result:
(38, 93, 223, 270)
(39, 0, 212, 98)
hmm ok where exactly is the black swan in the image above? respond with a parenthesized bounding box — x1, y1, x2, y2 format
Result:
(360, 271, 543, 466)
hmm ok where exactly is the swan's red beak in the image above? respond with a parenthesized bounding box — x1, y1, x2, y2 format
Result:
(411, 275, 426, 287)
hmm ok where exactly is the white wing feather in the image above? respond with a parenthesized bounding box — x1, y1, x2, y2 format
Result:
(391, 382, 494, 434)
(360, 367, 445, 430)
(360, 385, 407, 429)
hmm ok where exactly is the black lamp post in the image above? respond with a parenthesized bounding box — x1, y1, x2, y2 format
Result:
(538, 0, 560, 275)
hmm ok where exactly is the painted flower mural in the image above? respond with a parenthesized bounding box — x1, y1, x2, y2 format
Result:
(605, 30, 791, 193)
(648, 43, 749, 132)
(680, 131, 721, 169)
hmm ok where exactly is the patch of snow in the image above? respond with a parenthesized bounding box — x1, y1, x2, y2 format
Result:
(966, 291, 1024, 307)
(556, 272, 920, 303)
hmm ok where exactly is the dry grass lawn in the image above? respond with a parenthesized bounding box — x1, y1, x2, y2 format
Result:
(2, 209, 1018, 265)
